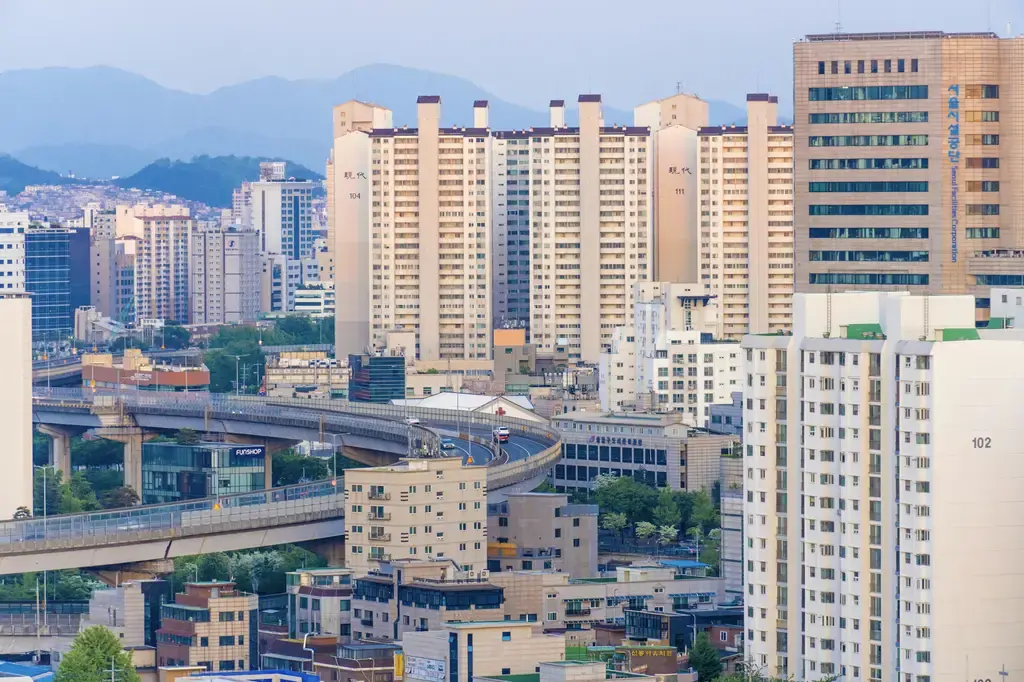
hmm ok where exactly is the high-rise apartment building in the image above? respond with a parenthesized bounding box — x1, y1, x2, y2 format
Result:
(114, 205, 193, 323)
(190, 226, 261, 325)
(699, 94, 795, 339)
(742, 291, 1024, 681)
(343, 457, 488, 576)
(260, 253, 301, 314)
(0, 295, 32, 518)
(0, 211, 28, 292)
(599, 282, 742, 425)
(87, 207, 119, 318)
(794, 31, 1024, 323)
(634, 93, 708, 283)
(249, 175, 315, 261)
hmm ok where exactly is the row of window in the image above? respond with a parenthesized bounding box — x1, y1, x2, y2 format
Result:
(809, 135, 928, 147)
(808, 158, 928, 170)
(817, 58, 919, 76)
(809, 205, 928, 216)
(809, 111, 928, 124)
(807, 85, 929, 102)
(809, 181, 928, 193)
(809, 273, 929, 286)
(809, 250, 929, 263)
(808, 228, 928, 239)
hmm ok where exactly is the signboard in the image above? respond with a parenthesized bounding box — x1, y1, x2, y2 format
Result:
(231, 446, 266, 458)
(947, 84, 961, 263)
(589, 435, 643, 446)
(616, 646, 678, 675)
(404, 656, 445, 682)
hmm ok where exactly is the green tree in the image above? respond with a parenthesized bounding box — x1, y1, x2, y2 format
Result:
(652, 489, 681, 528)
(634, 521, 657, 540)
(160, 326, 191, 350)
(656, 525, 678, 548)
(205, 341, 265, 393)
(690, 490, 719, 533)
(600, 512, 629, 539)
(197, 553, 232, 582)
(688, 631, 722, 680)
(175, 428, 200, 445)
(272, 450, 330, 485)
(56, 626, 141, 682)
(594, 476, 659, 524)
(531, 480, 558, 494)
(99, 486, 140, 510)
(32, 431, 49, 466)
(33, 466, 63, 516)
(231, 550, 283, 593)
(72, 437, 124, 468)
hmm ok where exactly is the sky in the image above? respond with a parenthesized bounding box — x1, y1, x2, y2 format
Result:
(0, 0, 1022, 110)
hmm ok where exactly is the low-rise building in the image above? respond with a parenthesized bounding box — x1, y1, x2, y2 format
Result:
(401, 621, 566, 682)
(624, 606, 743, 652)
(348, 352, 405, 404)
(294, 283, 335, 318)
(285, 568, 353, 640)
(155, 582, 258, 671)
(82, 349, 210, 392)
(344, 458, 488, 576)
(351, 559, 502, 641)
(487, 493, 598, 577)
(707, 392, 743, 436)
(490, 563, 728, 632)
(141, 442, 267, 505)
(263, 352, 348, 399)
(81, 579, 172, 648)
(551, 412, 737, 493)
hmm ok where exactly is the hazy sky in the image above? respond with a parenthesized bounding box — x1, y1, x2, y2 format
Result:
(1, 0, 1021, 109)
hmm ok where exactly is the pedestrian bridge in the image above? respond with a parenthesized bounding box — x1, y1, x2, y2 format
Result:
(7, 390, 561, 575)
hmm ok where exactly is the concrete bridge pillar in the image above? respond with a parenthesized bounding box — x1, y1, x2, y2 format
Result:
(36, 425, 75, 480)
(92, 427, 157, 495)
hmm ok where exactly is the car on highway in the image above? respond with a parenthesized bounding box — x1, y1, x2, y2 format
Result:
(440, 438, 456, 450)
(492, 426, 510, 444)
(405, 417, 421, 425)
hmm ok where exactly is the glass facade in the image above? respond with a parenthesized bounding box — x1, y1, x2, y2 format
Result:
(25, 228, 71, 343)
(348, 354, 405, 403)
(141, 442, 266, 505)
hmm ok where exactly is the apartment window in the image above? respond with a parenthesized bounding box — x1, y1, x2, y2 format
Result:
(911, 58, 919, 72)
(831, 60, 838, 75)
(870, 59, 878, 73)
(502, 632, 512, 642)
(818, 61, 826, 75)
(857, 59, 865, 74)
(884, 59, 892, 73)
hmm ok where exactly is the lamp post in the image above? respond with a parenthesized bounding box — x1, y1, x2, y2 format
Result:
(232, 355, 243, 396)
(32, 465, 49, 631)
(684, 611, 698, 653)
(329, 433, 344, 490)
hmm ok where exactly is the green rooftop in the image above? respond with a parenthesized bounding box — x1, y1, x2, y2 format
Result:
(488, 674, 540, 682)
(843, 323, 885, 340)
(939, 328, 980, 341)
(985, 317, 1009, 329)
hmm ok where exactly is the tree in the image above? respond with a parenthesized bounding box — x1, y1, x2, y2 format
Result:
(33, 466, 62, 516)
(687, 631, 722, 681)
(273, 450, 330, 486)
(688, 526, 705, 559)
(600, 512, 629, 539)
(197, 553, 232, 582)
(690, 490, 719, 533)
(160, 325, 191, 350)
(231, 550, 283, 593)
(634, 521, 657, 540)
(56, 626, 141, 682)
(652, 489, 681, 529)
(532, 480, 558, 494)
(13, 506, 31, 520)
(594, 476, 659, 524)
(175, 428, 200, 445)
(99, 486, 140, 510)
(656, 525, 678, 548)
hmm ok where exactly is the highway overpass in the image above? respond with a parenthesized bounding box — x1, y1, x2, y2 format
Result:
(8, 390, 561, 575)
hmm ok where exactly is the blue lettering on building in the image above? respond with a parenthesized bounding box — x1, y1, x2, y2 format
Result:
(947, 85, 960, 263)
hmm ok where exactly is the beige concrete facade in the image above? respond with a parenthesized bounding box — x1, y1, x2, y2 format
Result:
(401, 621, 565, 682)
(190, 227, 261, 325)
(82, 581, 149, 647)
(156, 582, 257, 671)
(344, 457, 487, 576)
(634, 93, 708, 283)
(699, 96, 794, 339)
(487, 492, 598, 578)
(87, 208, 119, 318)
(115, 204, 194, 323)
(0, 295, 32, 516)
(794, 32, 1024, 319)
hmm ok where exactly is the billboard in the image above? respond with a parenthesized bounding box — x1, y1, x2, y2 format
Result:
(404, 656, 445, 682)
(231, 445, 267, 458)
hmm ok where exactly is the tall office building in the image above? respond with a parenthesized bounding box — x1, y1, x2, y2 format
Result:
(115, 205, 193, 323)
(634, 92, 708, 283)
(249, 170, 315, 261)
(0, 295, 32, 518)
(190, 226, 261, 324)
(25, 225, 80, 344)
(794, 31, 1024, 322)
(699, 94, 795, 340)
(742, 291, 1024, 681)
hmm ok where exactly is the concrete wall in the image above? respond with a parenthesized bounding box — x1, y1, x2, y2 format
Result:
(1, 296, 32, 516)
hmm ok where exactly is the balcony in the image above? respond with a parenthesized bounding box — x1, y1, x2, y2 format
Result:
(370, 531, 392, 542)
(369, 552, 392, 562)
(368, 512, 391, 521)
(360, 618, 375, 627)
(368, 490, 391, 501)
(565, 608, 592, 617)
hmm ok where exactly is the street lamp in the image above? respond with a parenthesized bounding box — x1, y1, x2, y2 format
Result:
(32, 464, 50, 631)
(329, 433, 344, 490)
(684, 611, 698, 653)
(232, 355, 244, 396)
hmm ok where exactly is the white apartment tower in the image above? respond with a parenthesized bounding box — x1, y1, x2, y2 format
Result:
(190, 227, 261, 324)
(365, 96, 492, 361)
(114, 205, 193, 323)
(742, 291, 1024, 681)
(0, 211, 28, 292)
(600, 282, 741, 426)
(699, 94, 794, 340)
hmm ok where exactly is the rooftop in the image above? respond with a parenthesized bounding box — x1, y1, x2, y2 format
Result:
(805, 30, 1001, 42)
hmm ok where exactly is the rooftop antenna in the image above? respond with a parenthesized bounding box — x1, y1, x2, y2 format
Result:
(986, 1, 992, 32)
(834, 0, 842, 33)
(676, 81, 683, 95)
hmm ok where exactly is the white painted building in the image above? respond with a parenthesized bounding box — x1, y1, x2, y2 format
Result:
(599, 282, 741, 427)
(0, 211, 28, 292)
(190, 226, 261, 324)
(294, 283, 335, 318)
(260, 253, 302, 314)
(0, 295, 33, 516)
(742, 291, 1024, 681)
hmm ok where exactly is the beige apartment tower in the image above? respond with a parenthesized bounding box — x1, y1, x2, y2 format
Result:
(634, 93, 709, 283)
(114, 204, 194, 323)
(699, 95, 795, 339)
(794, 31, 1024, 322)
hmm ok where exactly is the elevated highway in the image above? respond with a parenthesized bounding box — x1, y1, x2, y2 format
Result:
(10, 389, 562, 576)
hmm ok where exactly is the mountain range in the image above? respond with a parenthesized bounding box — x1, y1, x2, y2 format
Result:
(0, 65, 755, 178)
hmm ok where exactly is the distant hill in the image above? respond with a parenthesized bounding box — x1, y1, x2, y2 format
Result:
(114, 155, 323, 207)
(0, 65, 766, 175)
(0, 154, 78, 196)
